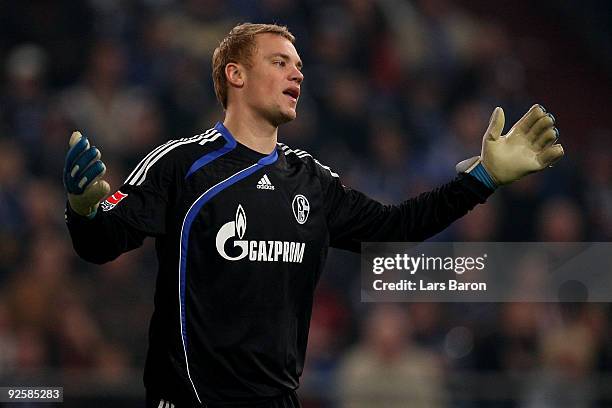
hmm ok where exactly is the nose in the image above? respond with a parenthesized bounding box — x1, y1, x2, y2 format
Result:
(291, 67, 304, 84)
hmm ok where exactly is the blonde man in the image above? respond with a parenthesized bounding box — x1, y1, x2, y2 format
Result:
(64, 23, 562, 407)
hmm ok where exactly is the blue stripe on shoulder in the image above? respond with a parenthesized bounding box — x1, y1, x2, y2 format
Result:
(185, 127, 236, 179)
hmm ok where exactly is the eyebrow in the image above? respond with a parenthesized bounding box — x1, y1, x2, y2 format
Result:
(268, 53, 303, 69)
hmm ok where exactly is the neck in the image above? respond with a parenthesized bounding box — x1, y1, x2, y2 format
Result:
(223, 108, 278, 154)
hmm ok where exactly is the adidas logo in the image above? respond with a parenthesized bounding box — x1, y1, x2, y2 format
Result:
(257, 174, 275, 190)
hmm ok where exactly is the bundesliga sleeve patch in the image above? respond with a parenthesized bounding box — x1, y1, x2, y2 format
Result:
(101, 190, 128, 211)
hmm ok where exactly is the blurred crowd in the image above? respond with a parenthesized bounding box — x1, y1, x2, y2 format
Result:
(0, 0, 610, 406)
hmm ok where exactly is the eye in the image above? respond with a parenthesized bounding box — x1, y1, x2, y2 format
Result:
(273, 60, 286, 67)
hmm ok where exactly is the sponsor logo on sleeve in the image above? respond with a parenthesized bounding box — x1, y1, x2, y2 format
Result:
(101, 190, 128, 211)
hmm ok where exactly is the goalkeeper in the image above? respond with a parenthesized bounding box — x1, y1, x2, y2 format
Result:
(63, 23, 563, 408)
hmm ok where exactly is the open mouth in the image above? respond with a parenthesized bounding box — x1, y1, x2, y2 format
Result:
(283, 87, 300, 101)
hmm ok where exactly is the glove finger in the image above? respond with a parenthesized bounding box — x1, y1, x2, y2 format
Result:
(64, 136, 90, 189)
(485, 107, 505, 141)
(84, 179, 111, 206)
(89, 160, 107, 184)
(515, 104, 546, 133)
(533, 127, 558, 150)
(74, 161, 106, 193)
(65, 146, 99, 194)
(537, 144, 564, 168)
(529, 114, 555, 141)
(71, 146, 101, 180)
(65, 135, 90, 168)
(69, 131, 82, 148)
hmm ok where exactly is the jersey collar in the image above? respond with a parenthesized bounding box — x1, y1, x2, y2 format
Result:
(214, 122, 238, 148)
(214, 122, 278, 165)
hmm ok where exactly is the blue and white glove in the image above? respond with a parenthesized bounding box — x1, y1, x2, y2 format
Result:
(457, 104, 564, 188)
(63, 131, 110, 217)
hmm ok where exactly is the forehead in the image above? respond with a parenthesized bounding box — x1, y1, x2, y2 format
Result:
(253, 33, 301, 61)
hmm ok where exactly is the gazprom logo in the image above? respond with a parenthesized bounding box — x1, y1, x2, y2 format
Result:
(236, 204, 246, 239)
(215, 204, 305, 263)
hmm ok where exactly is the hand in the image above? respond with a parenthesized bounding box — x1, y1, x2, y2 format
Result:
(457, 104, 564, 186)
(63, 131, 110, 217)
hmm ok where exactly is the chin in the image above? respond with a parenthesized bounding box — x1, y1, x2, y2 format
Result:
(272, 110, 297, 126)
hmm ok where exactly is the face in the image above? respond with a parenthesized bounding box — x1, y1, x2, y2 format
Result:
(240, 33, 304, 126)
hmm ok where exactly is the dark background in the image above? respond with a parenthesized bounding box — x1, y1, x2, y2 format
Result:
(0, 0, 610, 406)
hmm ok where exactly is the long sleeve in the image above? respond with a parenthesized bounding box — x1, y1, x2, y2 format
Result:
(322, 172, 493, 252)
(65, 202, 147, 264)
(65, 139, 181, 264)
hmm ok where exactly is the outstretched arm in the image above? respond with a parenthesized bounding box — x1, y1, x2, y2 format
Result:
(64, 131, 146, 264)
(326, 173, 491, 252)
(65, 202, 146, 264)
(325, 104, 564, 251)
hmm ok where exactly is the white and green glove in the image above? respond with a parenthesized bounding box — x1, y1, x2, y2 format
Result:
(63, 131, 111, 217)
(457, 104, 564, 189)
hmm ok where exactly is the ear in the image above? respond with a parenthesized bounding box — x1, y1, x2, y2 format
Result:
(225, 63, 244, 88)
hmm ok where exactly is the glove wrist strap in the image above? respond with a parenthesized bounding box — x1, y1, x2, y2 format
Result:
(468, 162, 498, 190)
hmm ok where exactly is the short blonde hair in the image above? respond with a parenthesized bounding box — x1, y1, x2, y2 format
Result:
(212, 23, 295, 109)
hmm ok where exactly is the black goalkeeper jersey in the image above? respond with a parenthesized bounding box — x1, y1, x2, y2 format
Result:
(65, 122, 492, 406)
